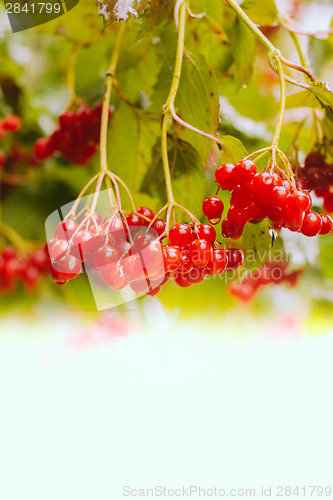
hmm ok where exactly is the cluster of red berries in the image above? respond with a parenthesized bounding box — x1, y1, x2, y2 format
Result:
(202, 159, 333, 239)
(297, 152, 333, 191)
(0, 114, 22, 168)
(0, 245, 50, 293)
(34, 103, 113, 165)
(229, 257, 302, 303)
(46, 207, 244, 295)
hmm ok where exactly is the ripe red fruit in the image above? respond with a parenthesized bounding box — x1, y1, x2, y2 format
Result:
(54, 219, 78, 240)
(140, 239, 163, 277)
(196, 224, 216, 242)
(2, 246, 17, 260)
(150, 218, 166, 237)
(207, 248, 228, 275)
(234, 160, 257, 184)
(163, 245, 182, 272)
(225, 248, 244, 270)
(169, 223, 193, 247)
(287, 190, 312, 212)
(323, 193, 333, 213)
(102, 263, 127, 290)
(72, 230, 93, 260)
(319, 214, 333, 235)
(93, 245, 119, 270)
(2, 257, 22, 279)
(136, 206, 154, 221)
(271, 185, 288, 207)
(227, 206, 251, 227)
(215, 163, 238, 191)
(202, 196, 224, 220)
(2, 115, 21, 131)
(174, 272, 193, 288)
(300, 211, 322, 237)
(122, 254, 145, 282)
(230, 185, 253, 209)
(221, 218, 243, 240)
(130, 278, 150, 294)
(59, 110, 77, 128)
(48, 239, 69, 261)
(53, 253, 81, 279)
(283, 207, 304, 230)
(178, 249, 193, 274)
(250, 173, 275, 198)
(188, 239, 212, 268)
(133, 233, 156, 253)
(34, 138, 54, 160)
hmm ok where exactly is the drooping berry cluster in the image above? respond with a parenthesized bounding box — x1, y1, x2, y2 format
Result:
(0, 246, 50, 293)
(229, 257, 302, 303)
(297, 152, 333, 192)
(46, 208, 244, 295)
(208, 159, 333, 238)
(34, 103, 113, 165)
(0, 114, 22, 168)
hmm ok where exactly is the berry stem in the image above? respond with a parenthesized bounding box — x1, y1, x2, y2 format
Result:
(100, 21, 126, 174)
(67, 44, 78, 105)
(0, 220, 34, 251)
(161, 0, 188, 204)
(271, 54, 286, 154)
(64, 173, 100, 219)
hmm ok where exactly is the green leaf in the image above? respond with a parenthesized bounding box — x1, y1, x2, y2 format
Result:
(241, 0, 278, 26)
(219, 135, 248, 164)
(286, 90, 321, 109)
(36, 0, 104, 44)
(107, 102, 158, 205)
(230, 17, 256, 89)
(141, 139, 206, 219)
(308, 81, 333, 110)
(151, 51, 220, 164)
(243, 220, 272, 270)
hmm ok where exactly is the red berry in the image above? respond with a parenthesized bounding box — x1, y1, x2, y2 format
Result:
(283, 207, 304, 230)
(34, 138, 54, 160)
(271, 185, 289, 207)
(93, 245, 119, 270)
(221, 218, 243, 240)
(72, 230, 93, 261)
(59, 110, 77, 128)
(188, 239, 212, 268)
(122, 254, 145, 282)
(250, 173, 275, 200)
(133, 233, 156, 253)
(177, 249, 193, 274)
(300, 211, 322, 237)
(150, 218, 166, 237)
(2, 115, 21, 131)
(54, 219, 79, 240)
(136, 206, 154, 221)
(215, 163, 238, 191)
(102, 263, 127, 290)
(202, 196, 224, 220)
(130, 278, 150, 294)
(53, 253, 81, 279)
(319, 214, 333, 235)
(163, 245, 182, 272)
(48, 239, 69, 261)
(2, 246, 17, 260)
(207, 248, 228, 275)
(196, 224, 216, 242)
(323, 193, 333, 213)
(140, 239, 163, 277)
(287, 190, 312, 212)
(225, 248, 244, 270)
(234, 160, 257, 184)
(227, 206, 251, 227)
(169, 223, 193, 247)
(230, 185, 253, 209)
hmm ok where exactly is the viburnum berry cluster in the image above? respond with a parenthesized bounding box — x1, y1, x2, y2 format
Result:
(0, 245, 50, 293)
(34, 103, 113, 165)
(0, 114, 22, 168)
(229, 257, 303, 303)
(202, 159, 333, 239)
(46, 207, 245, 295)
(297, 152, 333, 192)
